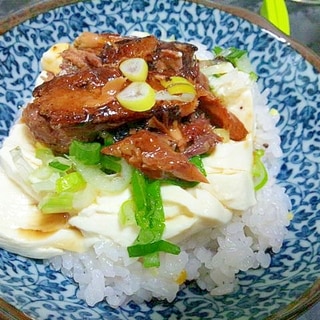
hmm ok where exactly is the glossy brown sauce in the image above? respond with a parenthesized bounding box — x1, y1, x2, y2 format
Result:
(18, 212, 70, 240)
(18, 226, 85, 252)
(36, 212, 70, 232)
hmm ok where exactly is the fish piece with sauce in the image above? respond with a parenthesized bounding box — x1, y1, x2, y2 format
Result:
(0, 32, 257, 260)
(102, 129, 208, 183)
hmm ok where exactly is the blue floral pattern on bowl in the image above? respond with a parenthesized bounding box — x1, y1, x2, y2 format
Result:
(0, 0, 319, 319)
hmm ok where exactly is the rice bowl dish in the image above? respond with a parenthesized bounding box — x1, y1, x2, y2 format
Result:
(0, 1, 319, 319)
(0, 31, 291, 308)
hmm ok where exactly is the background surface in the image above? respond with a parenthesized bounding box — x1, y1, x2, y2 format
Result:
(0, 0, 319, 319)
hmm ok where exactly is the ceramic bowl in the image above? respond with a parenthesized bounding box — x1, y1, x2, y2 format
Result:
(0, 1, 319, 319)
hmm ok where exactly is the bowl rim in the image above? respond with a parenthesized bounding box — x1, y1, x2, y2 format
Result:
(0, 0, 319, 319)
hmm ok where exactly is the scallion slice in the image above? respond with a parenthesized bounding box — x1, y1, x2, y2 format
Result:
(55, 171, 86, 194)
(39, 192, 74, 214)
(48, 158, 72, 172)
(69, 140, 101, 165)
(101, 155, 122, 174)
(253, 149, 268, 191)
(213, 46, 257, 78)
(127, 240, 181, 257)
(119, 200, 136, 226)
(129, 169, 180, 267)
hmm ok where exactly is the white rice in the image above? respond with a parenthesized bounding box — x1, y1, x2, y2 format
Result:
(47, 49, 291, 308)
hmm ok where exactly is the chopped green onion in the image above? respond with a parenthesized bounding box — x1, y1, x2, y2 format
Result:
(224, 47, 247, 66)
(119, 200, 136, 226)
(144, 178, 166, 230)
(127, 240, 181, 257)
(49, 159, 72, 172)
(213, 46, 257, 79)
(129, 169, 180, 267)
(28, 138, 133, 214)
(72, 158, 132, 193)
(39, 192, 74, 214)
(131, 169, 149, 228)
(100, 155, 122, 174)
(213, 46, 246, 66)
(253, 149, 268, 191)
(55, 171, 86, 194)
(135, 228, 163, 245)
(69, 140, 101, 165)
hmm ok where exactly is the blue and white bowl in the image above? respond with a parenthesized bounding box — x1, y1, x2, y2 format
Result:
(0, 1, 319, 319)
